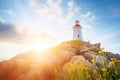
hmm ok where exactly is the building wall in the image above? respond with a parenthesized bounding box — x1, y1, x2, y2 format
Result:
(73, 27, 83, 40)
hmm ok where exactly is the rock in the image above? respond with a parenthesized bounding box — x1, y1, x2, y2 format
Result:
(67, 55, 93, 67)
(106, 52, 120, 61)
(80, 42, 100, 53)
(92, 43, 100, 49)
(95, 55, 109, 68)
(83, 51, 111, 68)
(61, 40, 85, 50)
(83, 52, 93, 61)
(0, 40, 119, 80)
(0, 43, 78, 80)
(80, 51, 98, 62)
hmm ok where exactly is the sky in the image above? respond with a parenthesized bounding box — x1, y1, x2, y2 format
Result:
(0, 0, 120, 60)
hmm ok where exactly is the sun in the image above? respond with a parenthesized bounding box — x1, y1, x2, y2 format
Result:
(28, 40, 52, 51)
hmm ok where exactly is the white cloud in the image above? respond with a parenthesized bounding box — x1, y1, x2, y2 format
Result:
(3, 9, 14, 16)
(35, 6, 49, 15)
(29, 0, 37, 7)
(66, 0, 81, 21)
(28, 0, 80, 25)
(80, 12, 92, 18)
(28, 0, 102, 43)
(80, 12, 98, 21)
(27, 0, 83, 44)
(89, 15, 97, 21)
(27, 0, 101, 45)
(29, 0, 63, 16)
(27, 0, 103, 47)
(0, 17, 5, 23)
(47, 0, 62, 5)
(68, 0, 74, 11)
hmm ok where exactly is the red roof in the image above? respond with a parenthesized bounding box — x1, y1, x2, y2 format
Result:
(74, 20, 81, 27)
(75, 23, 80, 27)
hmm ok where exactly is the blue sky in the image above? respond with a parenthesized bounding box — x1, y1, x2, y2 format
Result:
(0, 0, 120, 60)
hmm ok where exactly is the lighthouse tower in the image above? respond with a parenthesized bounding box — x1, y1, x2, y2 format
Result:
(73, 20, 83, 40)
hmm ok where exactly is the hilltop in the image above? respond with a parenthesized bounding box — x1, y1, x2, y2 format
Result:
(0, 40, 120, 80)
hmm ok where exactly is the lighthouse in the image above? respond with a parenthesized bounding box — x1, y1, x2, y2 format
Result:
(73, 20, 83, 40)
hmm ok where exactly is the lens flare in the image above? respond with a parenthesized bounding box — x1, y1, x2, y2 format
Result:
(29, 41, 51, 51)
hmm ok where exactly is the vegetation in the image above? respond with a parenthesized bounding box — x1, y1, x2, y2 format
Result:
(55, 49, 120, 80)
(61, 40, 85, 50)
(0, 40, 120, 80)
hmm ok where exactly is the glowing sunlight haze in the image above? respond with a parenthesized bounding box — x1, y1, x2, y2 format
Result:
(28, 40, 52, 51)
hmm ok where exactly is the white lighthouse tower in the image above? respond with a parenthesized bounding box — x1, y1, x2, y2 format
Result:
(73, 20, 83, 40)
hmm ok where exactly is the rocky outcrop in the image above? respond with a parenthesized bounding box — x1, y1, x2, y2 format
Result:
(0, 40, 119, 80)
(62, 40, 120, 67)
(106, 52, 120, 60)
(68, 55, 93, 67)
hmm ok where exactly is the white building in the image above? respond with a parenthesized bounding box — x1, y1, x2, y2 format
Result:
(73, 20, 83, 40)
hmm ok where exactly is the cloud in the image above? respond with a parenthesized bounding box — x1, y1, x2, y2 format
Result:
(66, 0, 81, 21)
(68, 0, 74, 11)
(0, 17, 5, 23)
(29, 0, 37, 7)
(28, 0, 99, 43)
(3, 9, 14, 16)
(28, 0, 100, 44)
(80, 12, 98, 21)
(0, 23, 23, 43)
(80, 12, 92, 18)
(89, 15, 97, 21)
(28, 0, 80, 25)
(0, 22, 55, 45)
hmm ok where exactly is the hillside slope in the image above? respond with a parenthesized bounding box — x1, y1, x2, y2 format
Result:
(0, 40, 120, 80)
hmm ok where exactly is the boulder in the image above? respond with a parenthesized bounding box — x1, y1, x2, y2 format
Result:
(67, 55, 93, 67)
